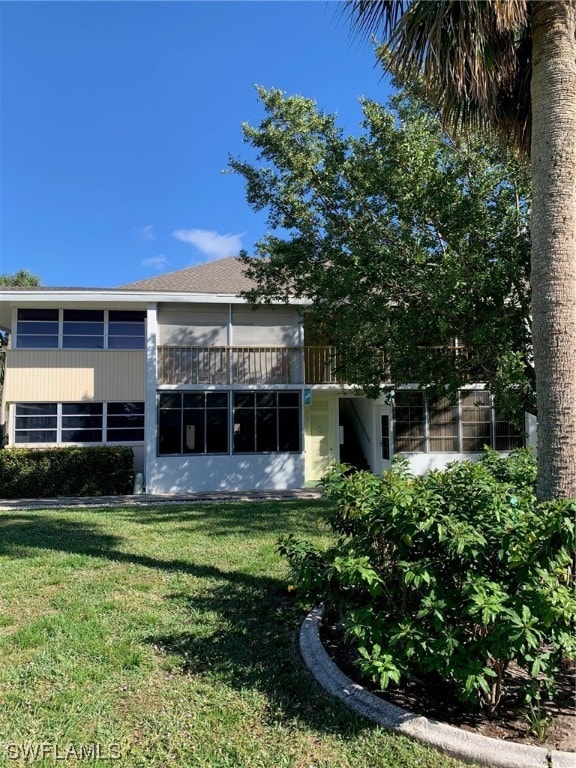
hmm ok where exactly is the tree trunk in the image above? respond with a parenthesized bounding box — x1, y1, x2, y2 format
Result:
(530, 1, 576, 499)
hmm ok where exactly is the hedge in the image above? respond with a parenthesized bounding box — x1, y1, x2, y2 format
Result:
(0, 446, 135, 498)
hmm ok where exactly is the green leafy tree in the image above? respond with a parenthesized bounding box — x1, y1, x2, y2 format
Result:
(346, 1, 576, 500)
(231, 86, 533, 413)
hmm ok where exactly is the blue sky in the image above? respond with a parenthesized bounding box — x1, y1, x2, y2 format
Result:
(1, 1, 393, 288)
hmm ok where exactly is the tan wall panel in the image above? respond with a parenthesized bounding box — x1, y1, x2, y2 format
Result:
(158, 303, 228, 346)
(232, 305, 300, 346)
(4, 350, 146, 402)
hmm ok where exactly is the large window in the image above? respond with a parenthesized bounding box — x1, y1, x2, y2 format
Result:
(157, 390, 302, 456)
(158, 392, 229, 455)
(16, 309, 146, 350)
(13, 403, 144, 444)
(394, 390, 523, 454)
(233, 392, 300, 453)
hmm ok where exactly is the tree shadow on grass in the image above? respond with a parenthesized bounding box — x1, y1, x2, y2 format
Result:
(0, 512, 370, 738)
(121, 499, 332, 539)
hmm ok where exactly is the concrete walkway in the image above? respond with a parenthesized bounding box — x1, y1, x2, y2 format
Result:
(0, 488, 324, 511)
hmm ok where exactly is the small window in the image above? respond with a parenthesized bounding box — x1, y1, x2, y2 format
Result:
(394, 391, 425, 453)
(14, 403, 57, 443)
(63, 310, 104, 349)
(461, 390, 491, 453)
(106, 402, 145, 442)
(61, 403, 103, 442)
(16, 309, 59, 348)
(108, 310, 145, 350)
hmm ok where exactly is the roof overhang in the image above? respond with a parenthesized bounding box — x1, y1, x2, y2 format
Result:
(0, 289, 310, 331)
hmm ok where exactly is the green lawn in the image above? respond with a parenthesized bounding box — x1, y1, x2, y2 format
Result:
(0, 500, 469, 767)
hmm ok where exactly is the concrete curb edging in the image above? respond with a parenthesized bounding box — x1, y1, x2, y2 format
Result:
(299, 606, 576, 768)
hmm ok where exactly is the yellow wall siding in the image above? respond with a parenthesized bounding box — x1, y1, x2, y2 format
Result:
(4, 350, 146, 402)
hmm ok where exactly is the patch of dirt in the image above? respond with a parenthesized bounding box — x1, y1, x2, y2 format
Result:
(321, 621, 575, 753)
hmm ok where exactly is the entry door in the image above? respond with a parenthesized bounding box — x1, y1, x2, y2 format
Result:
(305, 401, 336, 483)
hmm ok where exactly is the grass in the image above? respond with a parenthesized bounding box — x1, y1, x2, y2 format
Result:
(0, 499, 470, 768)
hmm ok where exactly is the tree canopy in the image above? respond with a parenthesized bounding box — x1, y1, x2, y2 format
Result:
(231, 87, 533, 416)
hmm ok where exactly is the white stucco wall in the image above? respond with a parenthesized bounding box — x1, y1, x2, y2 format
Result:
(148, 453, 306, 494)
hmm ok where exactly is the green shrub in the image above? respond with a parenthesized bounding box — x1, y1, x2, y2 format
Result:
(279, 450, 575, 713)
(0, 446, 135, 498)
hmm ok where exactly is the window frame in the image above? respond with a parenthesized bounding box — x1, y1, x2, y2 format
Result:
(15, 309, 146, 350)
(157, 392, 230, 456)
(393, 389, 524, 455)
(232, 391, 301, 454)
(13, 402, 145, 445)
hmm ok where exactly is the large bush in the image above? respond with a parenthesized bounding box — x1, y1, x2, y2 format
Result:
(0, 446, 135, 498)
(279, 449, 575, 713)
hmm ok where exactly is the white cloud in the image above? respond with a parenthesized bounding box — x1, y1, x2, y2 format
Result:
(135, 224, 156, 241)
(172, 228, 243, 260)
(141, 255, 168, 270)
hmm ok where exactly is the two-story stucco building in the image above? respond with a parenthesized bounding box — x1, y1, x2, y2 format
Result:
(0, 257, 532, 494)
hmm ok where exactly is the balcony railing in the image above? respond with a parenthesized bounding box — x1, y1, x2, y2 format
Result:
(157, 346, 341, 386)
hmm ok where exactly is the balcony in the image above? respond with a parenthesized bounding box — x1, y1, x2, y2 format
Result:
(157, 346, 341, 386)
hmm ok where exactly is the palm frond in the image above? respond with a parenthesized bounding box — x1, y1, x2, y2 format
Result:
(348, 0, 531, 154)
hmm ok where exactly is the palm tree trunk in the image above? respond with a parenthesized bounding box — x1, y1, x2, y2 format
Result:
(530, 1, 576, 499)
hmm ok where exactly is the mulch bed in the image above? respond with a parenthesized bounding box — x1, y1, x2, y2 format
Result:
(321, 620, 575, 753)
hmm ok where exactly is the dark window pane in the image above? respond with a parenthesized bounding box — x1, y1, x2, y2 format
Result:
(63, 310, 104, 322)
(108, 402, 144, 415)
(278, 392, 299, 407)
(15, 416, 58, 430)
(183, 393, 205, 409)
(159, 393, 181, 409)
(63, 322, 105, 335)
(109, 310, 146, 322)
(233, 408, 255, 452)
(17, 336, 59, 348)
(256, 392, 276, 408)
(62, 416, 103, 429)
(256, 409, 277, 451)
(62, 429, 102, 443)
(18, 309, 59, 321)
(63, 336, 105, 349)
(206, 410, 228, 452)
(108, 336, 146, 349)
(107, 415, 145, 429)
(15, 430, 57, 443)
(158, 409, 182, 454)
(108, 322, 145, 335)
(183, 409, 205, 454)
(62, 403, 103, 415)
(233, 393, 254, 408)
(107, 428, 145, 442)
(16, 404, 57, 416)
(207, 392, 228, 408)
(17, 321, 59, 335)
(278, 409, 300, 451)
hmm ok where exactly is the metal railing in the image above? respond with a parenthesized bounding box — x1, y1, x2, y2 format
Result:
(157, 346, 341, 385)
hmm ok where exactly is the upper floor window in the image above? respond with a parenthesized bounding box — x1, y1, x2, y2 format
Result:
(16, 309, 146, 350)
(63, 310, 104, 349)
(16, 309, 59, 348)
